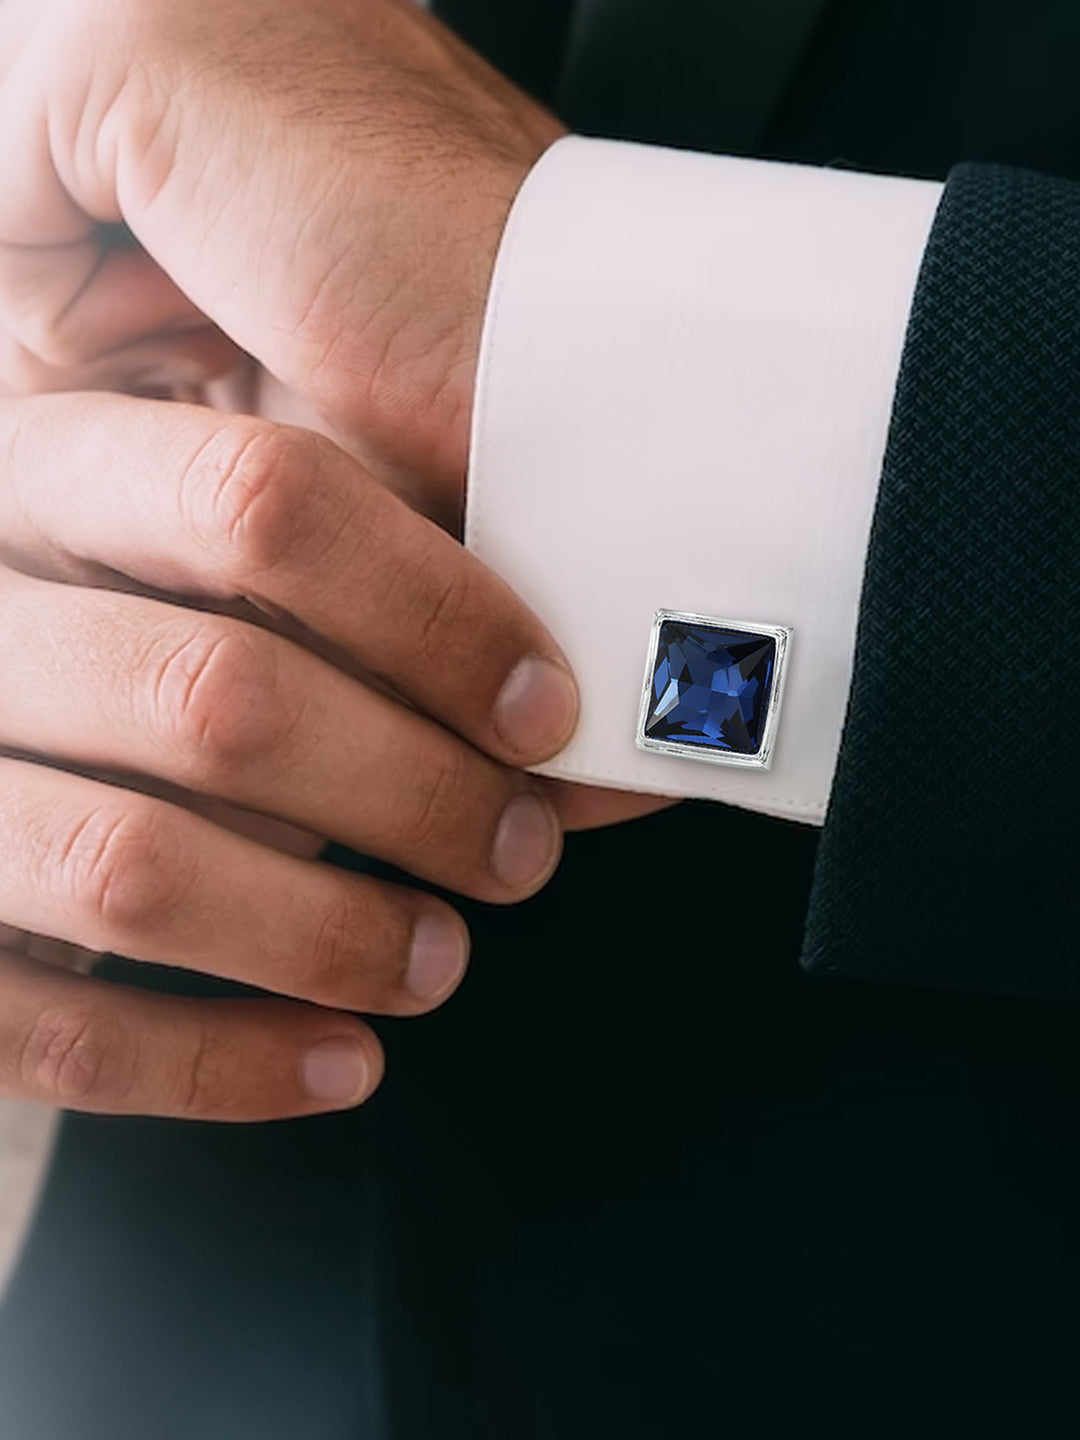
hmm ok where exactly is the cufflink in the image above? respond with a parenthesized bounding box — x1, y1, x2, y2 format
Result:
(636, 610, 792, 770)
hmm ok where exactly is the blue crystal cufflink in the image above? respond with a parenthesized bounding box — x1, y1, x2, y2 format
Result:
(636, 610, 792, 770)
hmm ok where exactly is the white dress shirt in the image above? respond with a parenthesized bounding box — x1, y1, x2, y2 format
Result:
(465, 135, 942, 824)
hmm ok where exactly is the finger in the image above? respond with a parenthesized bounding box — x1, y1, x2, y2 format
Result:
(0, 95, 239, 387)
(541, 780, 680, 832)
(0, 229, 217, 368)
(0, 920, 103, 973)
(243, 367, 463, 532)
(0, 757, 471, 1017)
(0, 394, 579, 768)
(0, 570, 562, 901)
(24, 933, 102, 974)
(33, 755, 326, 862)
(162, 791, 325, 861)
(0, 55, 213, 369)
(0, 318, 241, 398)
(0, 64, 237, 383)
(0, 950, 384, 1120)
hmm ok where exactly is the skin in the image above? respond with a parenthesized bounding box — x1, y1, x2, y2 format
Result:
(0, 0, 557, 495)
(0, 0, 673, 1121)
(0, 393, 583, 1118)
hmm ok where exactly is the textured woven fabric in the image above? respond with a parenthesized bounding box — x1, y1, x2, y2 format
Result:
(803, 162, 1080, 997)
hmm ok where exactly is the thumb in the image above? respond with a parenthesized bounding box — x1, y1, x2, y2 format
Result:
(0, 0, 550, 484)
(0, 8, 243, 379)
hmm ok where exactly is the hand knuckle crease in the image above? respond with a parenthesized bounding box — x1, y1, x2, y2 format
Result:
(410, 751, 467, 851)
(59, 805, 170, 936)
(152, 626, 280, 776)
(203, 426, 320, 576)
(308, 894, 357, 1001)
(181, 424, 288, 573)
(20, 1009, 114, 1104)
(415, 572, 467, 657)
(176, 1025, 219, 1116)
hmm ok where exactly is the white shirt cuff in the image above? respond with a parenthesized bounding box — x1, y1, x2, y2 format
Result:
(465, 135, 942, 825)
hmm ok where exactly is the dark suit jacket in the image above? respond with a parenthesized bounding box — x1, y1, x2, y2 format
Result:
(2, 3, 1079, 1438)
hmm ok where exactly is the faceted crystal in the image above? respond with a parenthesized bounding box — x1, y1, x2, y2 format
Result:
(644, 619, 776, 756)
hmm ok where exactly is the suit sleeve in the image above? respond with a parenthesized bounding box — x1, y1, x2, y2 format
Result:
(801, 162, 1080, 998)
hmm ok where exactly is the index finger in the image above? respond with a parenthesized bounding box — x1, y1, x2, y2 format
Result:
(0, 393, 578, 766)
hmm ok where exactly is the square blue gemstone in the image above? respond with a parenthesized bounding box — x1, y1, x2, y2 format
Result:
(643, 619, 777, 756)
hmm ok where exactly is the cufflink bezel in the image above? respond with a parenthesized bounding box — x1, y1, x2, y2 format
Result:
(635, 609, 792, 771)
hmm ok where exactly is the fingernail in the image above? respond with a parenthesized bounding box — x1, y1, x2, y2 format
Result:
(493, 655, 578, 759)
(406, 913, 469, 1001)
(302, 1037, 370, 1107)
(492, 793, 561, 889)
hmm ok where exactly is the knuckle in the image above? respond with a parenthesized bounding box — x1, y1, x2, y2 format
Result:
(148, 622, 289, 784)
(18, 1006, 129, 1106)
(412, 568, 471, 663)
(379, 540, 493, 690)
(179, 421, 327, 579)
(305, 881, 369, 1006)
(56, 801, 187, 942)
(172, 1023, 225, 1119)
(405, 746, 472, 857)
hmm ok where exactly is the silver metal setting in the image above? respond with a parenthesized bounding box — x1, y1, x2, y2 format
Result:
(635, 609, 792, 771)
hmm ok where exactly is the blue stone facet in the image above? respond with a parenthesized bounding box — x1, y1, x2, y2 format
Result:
(644, 620, 776, 756)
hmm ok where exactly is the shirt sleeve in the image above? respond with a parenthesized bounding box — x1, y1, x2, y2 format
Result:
(464, 134, 942, 825)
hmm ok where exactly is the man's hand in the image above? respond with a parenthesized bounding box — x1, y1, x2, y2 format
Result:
(0, 0, 563, 502)
(0, 391, 580, 1121)
(0, 0, 674, 836)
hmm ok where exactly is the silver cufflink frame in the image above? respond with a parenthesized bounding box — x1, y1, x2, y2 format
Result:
(635, 609, 793, 771)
